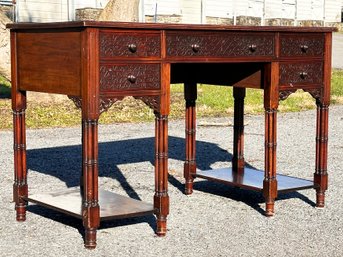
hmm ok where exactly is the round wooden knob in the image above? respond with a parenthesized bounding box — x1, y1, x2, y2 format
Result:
(300, 72, 308, 79)
(128, 44, 137, 53)
(191, 44, 200, 53)
(300, 45, 309, 53)
(249, 44, 257, 52)
(127, 75, 137, 83)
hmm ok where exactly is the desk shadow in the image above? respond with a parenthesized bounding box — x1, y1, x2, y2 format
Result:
(27, 205, 157, 241)
(27, 136, 234, 193)
(26, 136, 234, 232)
(168, 175, 316, 216)
(27, 135, 314, 228)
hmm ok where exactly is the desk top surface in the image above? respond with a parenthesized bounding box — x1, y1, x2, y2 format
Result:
(7, 21, 337, 33)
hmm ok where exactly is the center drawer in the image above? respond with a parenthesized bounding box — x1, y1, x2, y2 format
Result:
(166, 31, 275, 58)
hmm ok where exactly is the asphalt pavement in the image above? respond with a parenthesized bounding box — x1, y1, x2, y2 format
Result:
(333, 33, 343, 69)
(1, 106, 343, 256)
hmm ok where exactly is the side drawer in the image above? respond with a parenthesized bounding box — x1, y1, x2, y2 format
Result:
(99, 31, 161, 58)
(166, 31, 275, 58)
(280, 33, 325, 58)
(279, 62, 323, 88)
(100, 64, 160, 92)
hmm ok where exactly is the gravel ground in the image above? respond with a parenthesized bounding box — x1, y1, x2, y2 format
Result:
(1, 105, 343, 257)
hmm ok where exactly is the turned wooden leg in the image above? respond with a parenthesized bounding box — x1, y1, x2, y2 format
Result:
(263, 62, 279, 216)
(12, 90, 27, 222)
(184, 82, 197, 195)
(154, 113, 169, 236)
(82, 119, 100, 249)
(232, 87, 246, 175)
(314, 102, 329, 208)
(264, 109, 278, 216)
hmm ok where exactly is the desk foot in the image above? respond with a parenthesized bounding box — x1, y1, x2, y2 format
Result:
(184, 162, 196, 195)
(15, 205, 27, 222)
(84, 228, 97, 249)
(184, 180, 193, 195)
(156, 216, 167, 236)
(316, 190, 325, 208)
(14, 185, 28, 222)
(265, 200, 275, 217)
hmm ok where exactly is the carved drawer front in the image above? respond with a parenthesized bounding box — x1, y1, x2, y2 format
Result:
(280, 33, 324, 57)
(99, 31, 161, 58)
(166, 32, 275, 58)
(100, 64, 160, 92)
(279, 62, 323, 87)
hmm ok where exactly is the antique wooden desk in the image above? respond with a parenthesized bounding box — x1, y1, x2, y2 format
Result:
(7, 21, 334, 249)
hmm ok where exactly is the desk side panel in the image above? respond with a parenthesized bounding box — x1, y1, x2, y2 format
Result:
(17, 31, 81, 96)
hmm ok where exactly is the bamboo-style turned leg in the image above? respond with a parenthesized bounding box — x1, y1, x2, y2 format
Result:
(263, 62, 279, 216)
(82, 119, 100, 249)
(314, 102, 329, 208)
(154, 113, 169, 236)
(264, 109, 278, 216)
(13, 91, 27, 222)
(232, 87, 246, 174)
(184, 82, 197, 195)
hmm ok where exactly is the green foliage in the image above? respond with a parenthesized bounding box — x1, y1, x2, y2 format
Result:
(0, 70, 342, 130)
(0, 76, 11, 98)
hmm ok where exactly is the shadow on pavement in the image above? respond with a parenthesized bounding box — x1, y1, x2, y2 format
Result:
(26, 135, 314, 233)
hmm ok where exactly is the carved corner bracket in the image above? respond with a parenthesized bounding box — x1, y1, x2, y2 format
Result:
(279, 90, 296, 101)
(279, 88, 323, 103)
(303, 88, 323, 103)
(68, 95, 161, 114)
(134, 95, 160, 113)
(67, 96, 123, 114)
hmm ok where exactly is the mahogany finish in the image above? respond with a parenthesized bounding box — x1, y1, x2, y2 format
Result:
(7, 21, 334, 248)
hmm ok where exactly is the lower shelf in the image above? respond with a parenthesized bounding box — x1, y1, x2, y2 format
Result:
(24, 187, 155, 221)
(196, 167, 314, 193)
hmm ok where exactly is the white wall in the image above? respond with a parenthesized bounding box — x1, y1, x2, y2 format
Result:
(181, 0, 201, 23)
(324, 0, 342, 22)
(17, 0, 68, 22)
(205, 0, 232, 18)
(145, 0, 181, 16)
(16, 0, 342, 23)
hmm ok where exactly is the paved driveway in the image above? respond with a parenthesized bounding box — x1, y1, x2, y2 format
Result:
(333, 33, 343, 69)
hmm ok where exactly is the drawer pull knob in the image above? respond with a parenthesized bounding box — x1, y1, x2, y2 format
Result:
(300, 45, 309, 53)
(128, 44, 137, 53)
(191, 44, 200, 53)
(249, 44, 257, 52)
(300, 72, 308, 79)
(127, 75, 137, 83)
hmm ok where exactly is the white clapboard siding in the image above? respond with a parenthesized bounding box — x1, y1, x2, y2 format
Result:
(181, 0, 201, 23)
(324, 0, 341, 22)
(17, 0, 68, 22)
(144, 0, 181, 16)
(205, 0, 233, 18)
(282, 0, 295, 20)
(296, 0, 312, 20)
(311, 0, 324, 20)
(15, 0, 342, 24)
(234, 0, 248, 16)
(265, 0, 282, 18)
(246, 0, 264, 18)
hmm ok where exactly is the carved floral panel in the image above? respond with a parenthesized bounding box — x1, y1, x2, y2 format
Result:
(100, 64, 161, 91)
(166, 32, 275, 57)
(100, 32, 161, 58)
(280, 62, 323, 86)
(280, 34, 325, 57)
